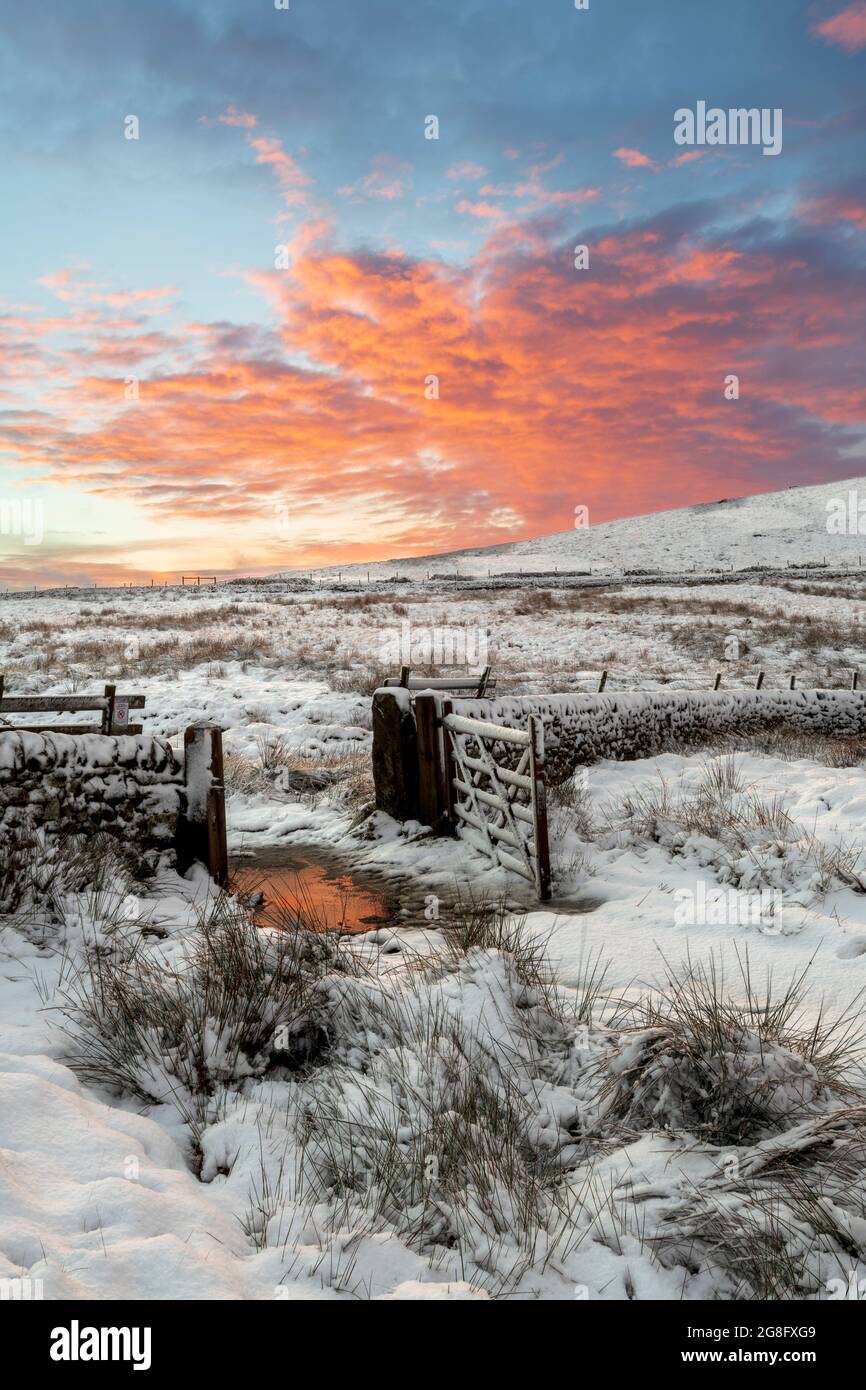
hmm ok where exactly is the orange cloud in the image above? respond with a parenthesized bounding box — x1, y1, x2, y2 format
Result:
(6, 197, 865, 574)
(447, 161, 488, 181)
(814, 2, 866, 51)
(37, 265, 176, 311)
(471, 153, 598, 214)
(455, 199, 505, 221)
(510, 155, 600, 210)
(217, 106, 258, 128)
(799, 191, 866, 227)
(4, 121, 866, 574)
(615, 148, 707, 173)
(614, 147, 659, 171)
(247, 136, 312, 208)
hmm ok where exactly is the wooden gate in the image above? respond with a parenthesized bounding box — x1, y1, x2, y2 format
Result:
(441, 707, 551, 900)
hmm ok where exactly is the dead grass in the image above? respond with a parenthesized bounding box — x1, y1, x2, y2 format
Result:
(606, 759, 866, 896)
(777, 580, 866, 601)
(650, 1109, 866, 1297)
(686, 727, 866, 768)
(56, 892, 359, 1145)
(605, 948, 865, 1145)
(224, 736, 374, 812)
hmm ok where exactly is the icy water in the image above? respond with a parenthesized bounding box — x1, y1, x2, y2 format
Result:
(230, 845, 421, 933)
(231, 846, 602, 934)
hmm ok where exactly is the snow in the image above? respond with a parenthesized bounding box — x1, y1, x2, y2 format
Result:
(2, 749, 864, 1298)
(3, 483, 866, 1300)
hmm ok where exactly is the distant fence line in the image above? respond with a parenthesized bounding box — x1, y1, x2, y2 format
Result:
(2, 561, 866, 599)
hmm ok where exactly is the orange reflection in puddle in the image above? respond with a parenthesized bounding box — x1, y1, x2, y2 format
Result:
(232, 859, 395, 933)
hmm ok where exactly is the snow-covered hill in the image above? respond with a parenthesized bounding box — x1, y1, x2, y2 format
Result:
(299, 476, 866, 580)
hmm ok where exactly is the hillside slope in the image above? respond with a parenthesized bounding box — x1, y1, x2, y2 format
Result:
(300, 476, 866, 578)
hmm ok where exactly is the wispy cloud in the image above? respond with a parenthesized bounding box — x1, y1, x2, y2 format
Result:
(338, 154, 413, 203)
(447, 161, 488, 182)
(814, 2, 866, 52)
(614, 147, 659, 171)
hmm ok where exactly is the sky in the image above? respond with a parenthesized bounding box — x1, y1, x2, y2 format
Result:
(1, 0, 866, 586)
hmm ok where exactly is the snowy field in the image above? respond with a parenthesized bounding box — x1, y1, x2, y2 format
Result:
(3, 548, 866, 1300)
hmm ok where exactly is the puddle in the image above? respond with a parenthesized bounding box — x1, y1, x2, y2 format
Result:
(230, 845, 411, 933)
(546, 894, 606, 916)
(230, 845, 594, 934)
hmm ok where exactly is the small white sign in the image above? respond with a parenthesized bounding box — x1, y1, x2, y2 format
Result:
(114, 699, 130, 727)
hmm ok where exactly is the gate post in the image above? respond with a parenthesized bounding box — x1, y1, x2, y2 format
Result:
(415, 692, 449, 830)
(528, 715, 551, 901)
(440, 698, 456, 831)
(102, 683, 116, 735)
(371, 688, 419, 821)
(178, 723, 228, 886)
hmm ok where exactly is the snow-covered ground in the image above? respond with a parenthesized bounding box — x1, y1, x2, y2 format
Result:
(4, 739, 866, 1300)
(3, 492, 866, 1301)
(280, 474, 866, 579)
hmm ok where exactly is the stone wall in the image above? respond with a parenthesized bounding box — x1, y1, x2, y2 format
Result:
(0, 730, 185, 873)
(371, 687, 866, 820)
(449, 688, 866, 782)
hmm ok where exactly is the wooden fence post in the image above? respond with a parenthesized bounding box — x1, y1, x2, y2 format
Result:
(528, 715, 551, 902)
(371, 690, 419, 821)
(441, 697, 456, 830)
(178, 723, 228, 886)
(416, 692, 448, 829)
(102, 683, 116, 734)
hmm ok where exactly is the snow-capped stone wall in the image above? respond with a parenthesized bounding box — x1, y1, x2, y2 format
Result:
(449, 689, 866, 782)
(0, 730, 184, 871)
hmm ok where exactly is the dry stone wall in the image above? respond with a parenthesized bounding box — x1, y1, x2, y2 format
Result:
(0, 730, 184, 872)
(449, 689, 866, 781)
